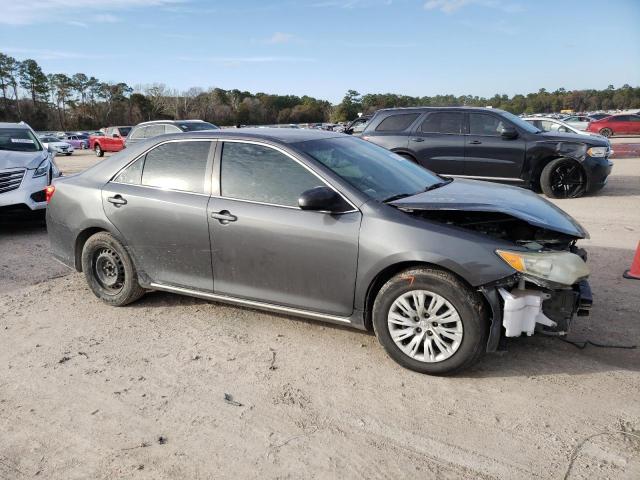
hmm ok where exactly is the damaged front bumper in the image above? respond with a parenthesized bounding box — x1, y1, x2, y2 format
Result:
(481, 277, 592, 351)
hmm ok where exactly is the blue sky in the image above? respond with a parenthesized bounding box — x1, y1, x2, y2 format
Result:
(0, 0, 638, 103)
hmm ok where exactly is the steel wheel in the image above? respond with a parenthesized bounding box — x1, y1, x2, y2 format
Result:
(549, 162, 586, 198)
(387, 290, 463, 363)
(92, 247, 125, 294)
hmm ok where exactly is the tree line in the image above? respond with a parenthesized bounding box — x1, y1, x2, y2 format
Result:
(1, 52, 638, 131)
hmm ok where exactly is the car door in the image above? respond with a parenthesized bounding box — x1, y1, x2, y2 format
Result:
(464, 112, 526, 180)
(102, 139, 215, 290)
(409, 111, 465, 175)
(208, 140, 361, 316)
(628, 115, 640, 135)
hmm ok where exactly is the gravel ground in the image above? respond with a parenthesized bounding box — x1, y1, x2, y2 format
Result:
(1, 143, 639, 479)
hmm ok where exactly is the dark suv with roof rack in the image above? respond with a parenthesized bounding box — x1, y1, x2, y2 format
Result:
(360, 107, 612, 198)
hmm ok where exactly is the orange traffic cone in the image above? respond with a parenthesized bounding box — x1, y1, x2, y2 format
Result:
(623, 241, 640, 280)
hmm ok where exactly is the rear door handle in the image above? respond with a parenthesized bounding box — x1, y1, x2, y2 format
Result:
(412, 138, 425, 142)
(469, 140, 482, 145)
(107, 195, 127, 207)
(211, 210, 237, 224)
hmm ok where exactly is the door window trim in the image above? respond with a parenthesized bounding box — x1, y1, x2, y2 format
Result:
(214, 139, 359, 213)
(109, 138, 216, 196)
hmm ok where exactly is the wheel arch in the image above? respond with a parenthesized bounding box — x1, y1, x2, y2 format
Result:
(74, 226, 112, 271)
(363, 261, 478, 331)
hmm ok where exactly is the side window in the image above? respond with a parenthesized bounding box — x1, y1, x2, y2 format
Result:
(165, 124, 182, 133)
(351, 118, 368, 134)
(130, 126, 146, 140)
(420, 112, 463, 134)
(221, 142, 323, 207)
(630, 116, 640, 122)
(141, 141, 212, 193)
(375, 113, 420, 132)
(614, 116, 629, 122)
(469, 113, 506, 136)
(113, 157, 144, 185)
(146, 125, 165, 138)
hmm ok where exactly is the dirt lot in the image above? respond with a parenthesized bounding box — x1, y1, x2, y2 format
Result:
(1, 142, 639, 479)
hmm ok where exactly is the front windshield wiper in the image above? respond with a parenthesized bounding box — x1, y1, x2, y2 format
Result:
(382, 192, 413, 203)
(423, 177, 453, 192)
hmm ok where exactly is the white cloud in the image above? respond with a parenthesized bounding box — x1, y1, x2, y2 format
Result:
(424, 0, 523, 14)
(0, 0, 182, 25)
(267, 32, 294, 44)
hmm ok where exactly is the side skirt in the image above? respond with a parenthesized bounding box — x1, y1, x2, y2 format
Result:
(149, 282, 354, 327)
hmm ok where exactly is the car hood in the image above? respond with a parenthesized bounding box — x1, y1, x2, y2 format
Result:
(0, 150, 49, 170)
(536, 130, 608, 147)
(390, 178, 588, 239)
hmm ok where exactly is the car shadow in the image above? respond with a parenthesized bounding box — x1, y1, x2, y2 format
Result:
(591, 175, 640, 198)
(0, 210, 46, 233)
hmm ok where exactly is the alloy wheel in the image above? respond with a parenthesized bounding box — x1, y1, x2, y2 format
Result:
(550, 163, 586, 198)
(387, 290, 463, 363)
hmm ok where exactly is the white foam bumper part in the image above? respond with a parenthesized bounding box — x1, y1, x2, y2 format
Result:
(498, 288, 557, 337)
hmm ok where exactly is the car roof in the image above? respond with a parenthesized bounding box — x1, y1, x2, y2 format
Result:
(373, 106, 509, 116)
(136, 119, 209, 126)
(0, 122, 30, 129)
(152, 127, 344, 144)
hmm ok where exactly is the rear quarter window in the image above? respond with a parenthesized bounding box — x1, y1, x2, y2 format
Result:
(375, 113, 420, 132)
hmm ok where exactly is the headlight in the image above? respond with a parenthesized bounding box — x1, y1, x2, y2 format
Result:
(33, 158, 50, 178)
(496, 250, 589, 286)
(587, 146, 608, 157)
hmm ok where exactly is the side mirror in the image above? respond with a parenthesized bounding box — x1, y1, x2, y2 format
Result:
(501, 127, 518, 139)
(298, 186, 349, 213)
(47, 147, 57, 158)
(344, 128, 353, 135)
(112, 133, 120, 138)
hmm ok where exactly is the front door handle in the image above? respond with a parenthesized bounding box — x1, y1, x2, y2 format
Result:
(211, 210, 237, 224)
(469, 140, 482, 145)
(107, 195, 127, 207)
(412, 138, 425, 142)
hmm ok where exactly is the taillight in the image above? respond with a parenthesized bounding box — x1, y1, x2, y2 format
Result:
(45, 185, 56, 203)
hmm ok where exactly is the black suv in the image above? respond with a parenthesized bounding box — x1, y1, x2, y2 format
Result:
(361, 107, 612, 198)
(125, 120, 219, 147)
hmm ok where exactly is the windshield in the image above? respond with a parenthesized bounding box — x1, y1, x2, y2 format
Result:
(179, 122, 219, 131)
(296, 137, 443, 202)
(498, 111, 541, 133)
(118, 127, 132, 137)
(0, 128, 42, 152)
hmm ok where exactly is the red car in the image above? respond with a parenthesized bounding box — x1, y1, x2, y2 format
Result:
(89, 126, 132, 157)
(586, 114, 640, 137)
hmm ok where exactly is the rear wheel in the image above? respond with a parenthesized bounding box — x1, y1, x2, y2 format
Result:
(372, 267, 487, 375)
(540, 158, 587, 199)
(81, 232, 145, 306)
(599, 128, 613, 137)
(95, 144, 104, 157)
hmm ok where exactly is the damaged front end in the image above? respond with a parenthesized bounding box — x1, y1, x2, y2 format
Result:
(391, 187, 592, 350)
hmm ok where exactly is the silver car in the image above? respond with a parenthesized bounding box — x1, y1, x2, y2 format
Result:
(0, 122, 60, 212)
(47, 129, 593, 374)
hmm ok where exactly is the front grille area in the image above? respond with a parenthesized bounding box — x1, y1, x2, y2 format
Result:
(0, 169, 25, 194)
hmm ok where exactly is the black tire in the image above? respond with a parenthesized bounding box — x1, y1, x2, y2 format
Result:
(540, 158, 587, 199)
(599, 128, 613, 138)
(95, 144, 104, 157)
(81, 232, 145, 306)
(372, 267, 488, 375)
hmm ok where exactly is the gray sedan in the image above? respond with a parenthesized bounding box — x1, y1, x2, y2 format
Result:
(46, 129, 592, 374)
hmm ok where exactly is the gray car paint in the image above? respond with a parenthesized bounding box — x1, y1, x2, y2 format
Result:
(47, 129, 584, 330)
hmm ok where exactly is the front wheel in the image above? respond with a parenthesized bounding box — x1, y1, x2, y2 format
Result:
(372, 268, 488, 375)
(540, 158, 586, 199)
(81, 232, 145, 306)
(95, 144, 104, 157)
(599, 128, 613, 138)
